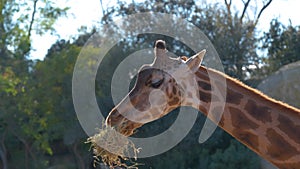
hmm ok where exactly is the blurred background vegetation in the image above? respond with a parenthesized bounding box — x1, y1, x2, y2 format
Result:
(0, 0, 299, 168)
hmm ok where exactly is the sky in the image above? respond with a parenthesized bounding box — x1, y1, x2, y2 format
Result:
(30, 0, 300, 60)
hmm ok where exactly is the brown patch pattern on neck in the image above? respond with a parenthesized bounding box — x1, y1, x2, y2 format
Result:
(245, 100, 272, 123)
(277, 114, 300, 145)
(266, 128, 298, 161)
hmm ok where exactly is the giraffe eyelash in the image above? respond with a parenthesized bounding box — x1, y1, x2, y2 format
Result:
(150, 78, 164, 88)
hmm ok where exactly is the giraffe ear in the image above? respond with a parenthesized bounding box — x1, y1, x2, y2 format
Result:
(186, 49, 206, 72)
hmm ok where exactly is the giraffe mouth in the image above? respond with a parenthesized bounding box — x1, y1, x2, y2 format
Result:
(106, 108, 143, 137)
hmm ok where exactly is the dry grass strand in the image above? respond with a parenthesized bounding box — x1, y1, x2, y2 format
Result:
(86, 125, 142, 168)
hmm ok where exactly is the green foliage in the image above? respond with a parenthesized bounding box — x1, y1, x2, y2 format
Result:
(5, 39, 89, 168)
(1, 0, 299, 168)
(209, 140, 259, 169)
(261, 19, 300, 75)
(0, 0, 69, 58)
(188, 4, 258, 79)
(135, 127, 259, 169)
(101, 0, 259, 80)
(0, 0, 74, 168)
(25, 40, 82, 149)
(0, 67, 20, 95)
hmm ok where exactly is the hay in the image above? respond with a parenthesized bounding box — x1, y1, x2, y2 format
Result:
(86, 125, 141, 168)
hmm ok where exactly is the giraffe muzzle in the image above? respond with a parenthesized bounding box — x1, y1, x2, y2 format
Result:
(106, 108, 143, 136)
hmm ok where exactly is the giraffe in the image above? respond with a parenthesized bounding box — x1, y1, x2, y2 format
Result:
(106, 40, 300, 169)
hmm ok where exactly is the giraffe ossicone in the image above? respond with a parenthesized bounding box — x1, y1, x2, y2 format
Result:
(106, 40, 300, 168)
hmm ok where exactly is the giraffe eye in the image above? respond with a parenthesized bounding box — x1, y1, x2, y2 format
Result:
(151, 78, 164, 88)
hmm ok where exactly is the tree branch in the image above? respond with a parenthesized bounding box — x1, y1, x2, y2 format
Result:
(10, 129, 36, 169)
(28, 0, 38, 40)
(73, 141, 85, 169)
(224, 0, 232, 15)
(0, 148, 7, 169)
(0, 1, 9, 57)
(0, 130, 8, 169)
(255, 0, 273, 25)
(99, 0, 106, 17)
(240, 0, 251, 23)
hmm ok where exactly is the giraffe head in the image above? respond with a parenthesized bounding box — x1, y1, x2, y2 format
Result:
(106, 40, 206, 136)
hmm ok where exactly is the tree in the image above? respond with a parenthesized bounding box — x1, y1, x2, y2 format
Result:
(24, 39, 86, 168)
(0, 0, 69, 59)
(99, 0, 273, 80)
(261, 19, 300, 75)
(0, 0, 69, 168)
(0, 0, 279, 168)
(209, 140, 259, 169)
(0, 67, 21, 169)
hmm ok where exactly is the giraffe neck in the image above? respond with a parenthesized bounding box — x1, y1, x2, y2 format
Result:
(188, 66, 300, 168)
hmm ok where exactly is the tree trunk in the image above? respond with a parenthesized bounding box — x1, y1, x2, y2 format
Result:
(0, 146, 8, 169)
(73, 141, 85, 169)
